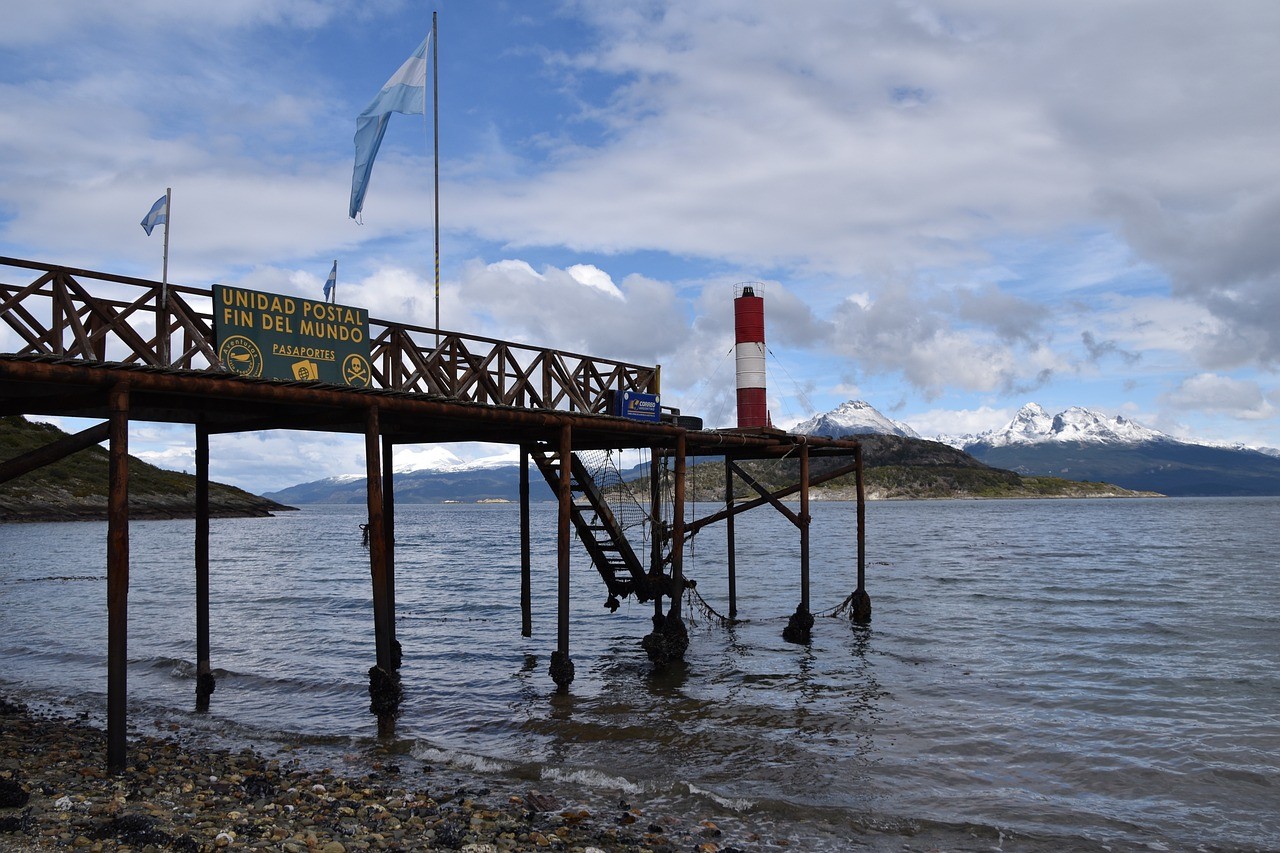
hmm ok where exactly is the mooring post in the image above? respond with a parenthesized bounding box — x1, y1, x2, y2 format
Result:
(195, 423, 214, 711)
(550, 424, 575, 689)
(852, 443, 872, 623)
(364, 406, 400, 725)
(520, 445, 532, 638)
(724, 458, 737, 620)
(381, 434, 398, 669)
(106, 383, 130, 772)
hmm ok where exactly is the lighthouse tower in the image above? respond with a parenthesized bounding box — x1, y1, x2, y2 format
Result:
(734, 283, 769, 429)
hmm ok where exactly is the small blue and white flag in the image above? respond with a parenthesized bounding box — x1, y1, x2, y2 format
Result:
(140, 194, 168, 236)
(323, 260, 337, 302)
(350, 33, 431, 219)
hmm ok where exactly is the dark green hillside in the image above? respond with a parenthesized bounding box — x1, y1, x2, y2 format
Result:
(1, 415, 293, 521)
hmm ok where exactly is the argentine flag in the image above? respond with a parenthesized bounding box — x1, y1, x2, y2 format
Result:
(323, 260, 337, 302)
(140, 194, 168, 236)
(350, 34, 430, 219)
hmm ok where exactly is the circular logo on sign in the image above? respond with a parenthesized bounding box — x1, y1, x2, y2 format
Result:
(218, 335, 263, 377)
(342, 354, 371, 387)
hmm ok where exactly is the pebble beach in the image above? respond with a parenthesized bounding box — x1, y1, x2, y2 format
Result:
(0, 697, 735, 853)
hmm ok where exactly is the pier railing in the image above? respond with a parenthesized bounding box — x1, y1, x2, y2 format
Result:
(0, 257, 658, 414)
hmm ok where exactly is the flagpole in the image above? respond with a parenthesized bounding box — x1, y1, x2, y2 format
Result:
(160, 186, 171, 364)
(332, 259, 338, 303)
(432, 10, 441, 344)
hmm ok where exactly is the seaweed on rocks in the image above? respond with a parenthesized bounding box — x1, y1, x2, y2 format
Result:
(0, 778, 29, 808)
(642, 612, 689, 666)
(782, 604, 815, 644)
(106, 813, 174, 847)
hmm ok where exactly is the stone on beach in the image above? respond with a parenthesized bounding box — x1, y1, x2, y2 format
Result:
(0, 695, 741, 852)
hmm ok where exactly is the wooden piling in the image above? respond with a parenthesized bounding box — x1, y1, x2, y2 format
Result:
(381, 434, 397, 668)
(724, 459, 737, 619)
(670, 433, 685, 618)
(195, 423, 212, 711)
(106, 383, 129, 772)
(650, 452, 663, 619)
(551, 425, 575, 688)
(853, 443, 872, 623)
(364, 406, 392, 674)
(519, 446, 532, 638)
(800, 443, 810, 614)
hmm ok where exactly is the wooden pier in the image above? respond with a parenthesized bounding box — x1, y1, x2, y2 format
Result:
(0, 256, 868, 770)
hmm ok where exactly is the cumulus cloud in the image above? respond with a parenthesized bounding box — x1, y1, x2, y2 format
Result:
(456, 259, 686, 363)
(828, 280, 1064, 398)
(1163, 374, 1277, 421)
(905, 405, 1016, 438)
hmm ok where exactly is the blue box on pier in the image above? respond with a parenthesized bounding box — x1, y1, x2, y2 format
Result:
(612, 390, 661, 422)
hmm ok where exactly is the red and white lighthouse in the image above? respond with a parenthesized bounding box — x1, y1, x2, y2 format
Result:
(734, 283, 769, 429)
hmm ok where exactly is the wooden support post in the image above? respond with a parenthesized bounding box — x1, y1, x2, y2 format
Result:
(106, 383, 129, 772)
(641, 437, 689, 667)
(670, 433, 686, 619)
(365, 406, 392, 673)
(382, 435, 398, 669)
(195, 424, 213, 711)
(364, 406, 400, 726)
(550, 424, 575, 689)
(519, 446, 532, 638)
(852, 443, 872, 623)
(800, 443, 811, 614)
(724, 458, 737, 620)
(649, 451, 663, 619)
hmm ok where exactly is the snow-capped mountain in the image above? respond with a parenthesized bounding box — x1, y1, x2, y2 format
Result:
(790, 399, 1280, 495)
(263, 448, 522, 504)
(940, 403, 1172, 449)
(942, 402, 1280, 497)
(791, 400, 920, 439)
(391, 446, 518, 474)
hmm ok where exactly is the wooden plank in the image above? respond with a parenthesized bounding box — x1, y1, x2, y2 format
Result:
(0, 419, 109, 484)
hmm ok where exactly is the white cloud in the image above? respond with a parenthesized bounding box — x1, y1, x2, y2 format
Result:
(566, 264, 624, 299)
(905, 405, 1015, 439)
(1163, 374, 1277, 421)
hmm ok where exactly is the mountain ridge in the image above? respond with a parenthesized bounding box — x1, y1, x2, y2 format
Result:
(794, 399, 1280, 497)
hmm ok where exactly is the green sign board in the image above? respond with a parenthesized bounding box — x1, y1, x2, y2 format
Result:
(213, 285, 372, 387)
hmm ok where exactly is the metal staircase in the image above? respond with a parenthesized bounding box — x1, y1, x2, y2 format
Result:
(529, 447, 656, 605)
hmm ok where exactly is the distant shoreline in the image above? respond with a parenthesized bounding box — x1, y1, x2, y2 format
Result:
(0, 506, 296, 524)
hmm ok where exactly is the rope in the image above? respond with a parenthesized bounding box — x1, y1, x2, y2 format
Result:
(765, 343, 818, 424)
(683, 584, 738, 627)
(682, 584, 863, 625)
(815, 590, 860, 618)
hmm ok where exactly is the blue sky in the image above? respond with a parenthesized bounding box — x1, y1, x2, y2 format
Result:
(3, 1, 1279, 493)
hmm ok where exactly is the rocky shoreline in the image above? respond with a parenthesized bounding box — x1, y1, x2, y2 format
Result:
(0, 697, 736, 853)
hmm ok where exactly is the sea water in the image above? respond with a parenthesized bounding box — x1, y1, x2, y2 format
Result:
(2, 497, 1278, 851)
